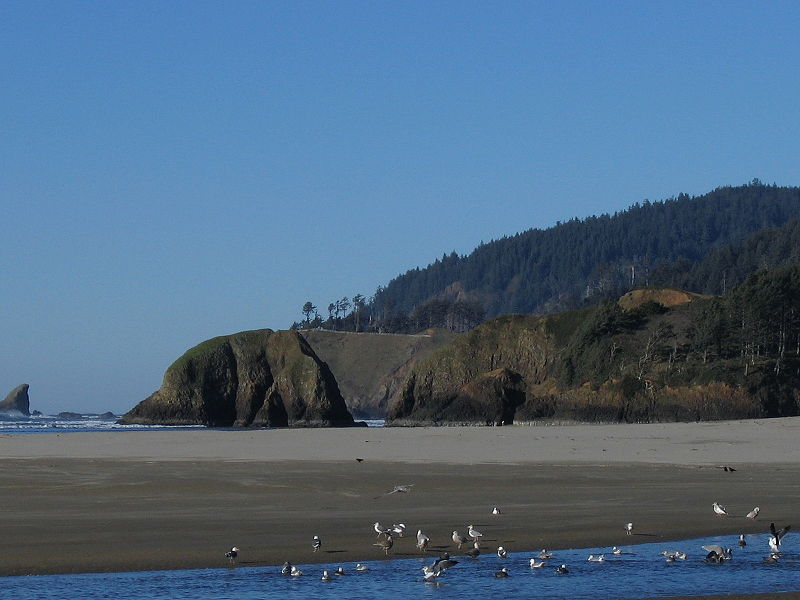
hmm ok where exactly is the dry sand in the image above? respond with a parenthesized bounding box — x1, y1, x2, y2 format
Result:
(1, 418, 799, 593)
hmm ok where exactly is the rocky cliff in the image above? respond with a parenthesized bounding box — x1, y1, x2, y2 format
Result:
(0, 384, 30, 415)
(120, 329, 358, 427)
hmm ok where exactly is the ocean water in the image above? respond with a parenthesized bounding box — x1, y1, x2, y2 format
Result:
(0, 413, 385, 433)
(2, 535, 797, 600)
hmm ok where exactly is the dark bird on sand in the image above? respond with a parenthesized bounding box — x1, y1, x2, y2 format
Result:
(225, 547, 239, 563)
(374, 535, 393, 555)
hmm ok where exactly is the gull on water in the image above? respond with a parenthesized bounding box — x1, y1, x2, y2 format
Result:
(712, 502, 728, 516)
(539, 549, 553, 559)
(497, 546, 508, 559)
(763, 552, 780, 564)
(321, 570, 331, 581)
(465, 542, 481, 559)
(556, 564, 569, 574)
(334, 566, 345, 576)
(529, 558, 545, 568)
(625, 522, 633, 535)
(421, 553, 459, 581)
(660, 551, 687, 560)
(452, 530, 469, 549)
(312, 535, 321, 552)
(355, 563, 369, 571)
(702, 544, 733, 563)
(494, 567, 509, 578)
(224, 547, 239, 563)
(281, 562, 293, 575)
(290, 566, 303, 577)
(747, 506, 760, 519)
(587, 554, 605, 562)
(612, 547, 622, 555)
(416, 530, 430, 553)
(468, 525, 483, 541)
(374, 535, 393, 555)
(738, 534, 746, 547)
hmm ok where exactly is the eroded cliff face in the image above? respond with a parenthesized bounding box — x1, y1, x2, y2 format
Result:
(387, 315, 556, 425)
(0, 384, 30, 415)
(120, 330, 357, 427)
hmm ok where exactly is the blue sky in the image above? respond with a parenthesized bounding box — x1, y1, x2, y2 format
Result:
(2, 1, 799, 414)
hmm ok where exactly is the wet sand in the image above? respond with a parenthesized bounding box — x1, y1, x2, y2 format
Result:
(1, 418, 799, 590)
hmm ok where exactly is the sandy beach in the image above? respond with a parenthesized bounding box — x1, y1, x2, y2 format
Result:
(1, 418, 799, 592)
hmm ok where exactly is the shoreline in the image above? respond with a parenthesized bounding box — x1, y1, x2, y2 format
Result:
(0, 419, 799, 579)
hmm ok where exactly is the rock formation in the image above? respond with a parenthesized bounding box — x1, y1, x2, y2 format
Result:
(120, 329, 359, 427)
(0, 384, 30, 415)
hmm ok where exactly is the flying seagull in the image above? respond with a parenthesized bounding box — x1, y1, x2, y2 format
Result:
(712, 502, 728, 516)
(769, 522, 791, 551)
(452, 530, 469, 549)
(375, 484, 414, 498)
(421, 553, 459, 580)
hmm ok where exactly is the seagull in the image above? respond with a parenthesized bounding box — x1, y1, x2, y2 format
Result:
(281, 562, 293, 575)
(538, 549, 553, 559)
(334, 566, 345, 576)
(625, 522, 634, 535)
(468, 525, 483, 541)
(769, 522, 791, 551)
(355, 563, 369, 571)
(763, 552, 780, 564)
(465, 541, 481, 559)
(492, 506, 501, 515)
(702, 545, 732, 563)
(417, 530, 430, 553)
(587, 554, 605, 562)
(494, 567, 509, 578)
(375, 484, 414, 498)
(452, 530, 469, 549)
(389, 523, 406, 537)
(224, 546, 239, 563)
(746, 506, 760, 519)
(738, 534, 746, 547)
(712, 502, 728, 516)
(421, 553, 459, 580)
(612, 547, 622, 555)
(290, 566, 303, 577)
(497, 546, 508, 559)
(321, 570, 331, 581)
(312, 535, 321, 552)
(374, 522, 390, 538)
(374, 535, 393, 555)
(661, 551, 687, 560)
(556, 564, 569, 574)
(529, 558, 545, 568)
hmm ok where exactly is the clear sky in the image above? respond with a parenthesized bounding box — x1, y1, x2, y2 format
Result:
(3, 1, 799, 415)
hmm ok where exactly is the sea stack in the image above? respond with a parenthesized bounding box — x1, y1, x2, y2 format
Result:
(0, 384, 31, 415)
(119, 329, 360, 427)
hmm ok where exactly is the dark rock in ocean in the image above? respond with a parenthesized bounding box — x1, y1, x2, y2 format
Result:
(97, 412, 117, 420)
(120, 329, 360, 428)
(0, 384, 31, 415)
(31, 410, 43, 416)
(57, 412, 83, 419)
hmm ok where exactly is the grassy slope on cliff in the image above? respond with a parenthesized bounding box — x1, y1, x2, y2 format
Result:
(300, 329, 457, 418)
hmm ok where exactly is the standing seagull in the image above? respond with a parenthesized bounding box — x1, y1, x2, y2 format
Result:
(312, 535, 322, 552)
(713, 502, 728, 516)
(417, 530, 430, 553)
(375, 484, 414, 498)
(374, 535, 393, 555)
(225, 547, 239, 563)
(625, 522, 634, 535)
(389, 523, 406, 537)
(492, 506, 501, 515)
(747, 507, 760, 519)
(468, 525, 483, 541)
(452, 530, 469, 549)
(374, 522, 390, 538)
